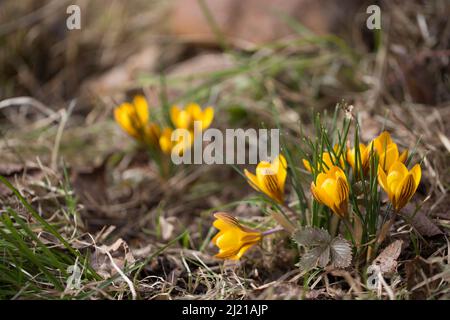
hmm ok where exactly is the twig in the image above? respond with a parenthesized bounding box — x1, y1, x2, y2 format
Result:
(0, 96, 55, 117)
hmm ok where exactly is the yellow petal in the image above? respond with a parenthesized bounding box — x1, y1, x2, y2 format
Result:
(320, 152, 334, 172)
(312, 178, 336, 211)
(133, 95, 149, 124)
(387, 161, 408, 193)
(261, 174, 283, 203)
(303, 159, 312, 172)
(186, 103, 202, 120)
(393, 173, 416, 211)
(244, 169, 261, 192)
(336, 176, 349, 204)
(399, 149, 409, 163)
(315, 171, 329, 189)
(332, 165, 347, 182)
(170, 106, 184, 128)
(320, 177, 340, 206)
(377, 165, 389, 194)
(374, 131, 393, 156)
(215, 229, 242, 250)
(346, 148, 356, 170)
(212, 213, 261, 260)
(235, 243, 256, 260)
(159, 128, 173, 154)
(335, 176, 349, 217)
(200, 106, 214, 129)
(114, 103, 137, 137)
(380, 144, 399, 171)
(410, 163, 421, 189)
(272, 154, 287, 192)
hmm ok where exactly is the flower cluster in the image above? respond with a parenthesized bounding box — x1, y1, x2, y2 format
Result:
(306, 131, 418, 217)
(211, 130, 422, 262)
(114, 96, 214, 157)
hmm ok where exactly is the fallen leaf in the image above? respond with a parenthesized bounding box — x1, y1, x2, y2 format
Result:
(0, 163, 24, 176)
(402, 203, 442, 237)
(91, 238, 135, 279)
(159, 216, 175, 241)
(71, 161, 108, 208)
(368, 240, 403, 275)
(405, 256, 442, 299)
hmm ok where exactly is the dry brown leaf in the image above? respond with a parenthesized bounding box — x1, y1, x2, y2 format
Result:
(402, 203, 442, 237)
(369, 240, 403, 275)
(71, 162, 108, 208)
(405, 256, 442, 299)
(159, 216, 175, 241)
(0, 163, 24, 176)
(91, 238, 135, 279)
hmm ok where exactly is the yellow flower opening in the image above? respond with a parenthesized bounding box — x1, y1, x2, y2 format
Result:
(378, 161, 421, 212)
(114, 95, 160, 147)
(371, 131, 408, 172)
(158, 127, 193, 156)
(244, 154, 287, 204)
(303, 145, 345, 174)
(346, 143, 372, 174)
(212, 212, 262, 260)
(170, 103, 214, 130)
(311, 166, 349, 218)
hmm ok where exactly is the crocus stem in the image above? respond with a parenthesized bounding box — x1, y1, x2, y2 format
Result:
(261, 227, 284, 237)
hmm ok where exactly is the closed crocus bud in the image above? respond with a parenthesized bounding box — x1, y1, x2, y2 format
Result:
(311, 166, 350, 218)
(212, 212, 262, 260)
(244, 154, 287, 204)
(378, 161, 421, 212)
(347, 143, 371, 174)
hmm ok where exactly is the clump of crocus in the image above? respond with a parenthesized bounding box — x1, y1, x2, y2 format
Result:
(311, 166, 349, 218)
(212, 212, 262, 260)
(378, 161, 421, 212)
(371, 131, 408, 172)
(114, 95, 161, 147)
(303, 145, 345, 174)
(170, 103, 214, 130)
(115, 97, 214, 158)
(244, 154, 287, 204)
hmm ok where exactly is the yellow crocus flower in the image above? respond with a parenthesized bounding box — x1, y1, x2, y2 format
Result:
(303, 146, 345, 173)
(212, 212, 262, 260)
(377, 161, 421, 212)
(311, 166, 349, 218)
(244, 154, 287, 204)
(371, 131, 408, 172)
(346, 143, 372, 174)
(159, 128, 174, 155)
(170, 103, 214, 130)
(159, 127, 193, 155)
(114, 95, 160, 146)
